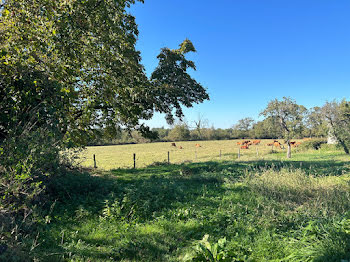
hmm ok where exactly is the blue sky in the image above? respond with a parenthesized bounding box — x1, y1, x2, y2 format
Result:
(130, 0, 350, 129)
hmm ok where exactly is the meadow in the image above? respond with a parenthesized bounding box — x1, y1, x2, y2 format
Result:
(4, 141, 350, 261)
(80, 139, 300, 170)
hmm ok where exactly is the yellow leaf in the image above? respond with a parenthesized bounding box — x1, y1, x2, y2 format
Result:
(2, 9, 10, 17)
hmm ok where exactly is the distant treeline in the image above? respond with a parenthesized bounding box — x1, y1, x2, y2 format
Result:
(88, 108, 327, 146)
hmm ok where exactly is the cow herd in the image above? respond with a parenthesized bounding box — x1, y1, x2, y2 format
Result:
(239, 140, 303, 150)
(170, 140, 303, 150)
(237, 140, 261, 149)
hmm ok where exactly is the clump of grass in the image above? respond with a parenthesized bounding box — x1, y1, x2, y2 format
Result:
(246, 168, 350, 215)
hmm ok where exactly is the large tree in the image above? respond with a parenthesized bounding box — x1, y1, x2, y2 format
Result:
(0, 0, 209, 210)
(261, 97, 306, 158)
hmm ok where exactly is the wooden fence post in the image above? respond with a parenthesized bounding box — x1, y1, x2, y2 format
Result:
(93, 154, 97, 168)
(195, 150, 197, 161)
(133, 153, 136, 169)
(238, 148, 240, 159)
(220, 149, 222, 159)
(256, 147, 259, 156)
(168, 151, 170, 164)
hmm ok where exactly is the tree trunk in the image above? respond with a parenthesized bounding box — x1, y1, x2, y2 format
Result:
(338, 138, 349, 154)
(287, 140, 291, 158)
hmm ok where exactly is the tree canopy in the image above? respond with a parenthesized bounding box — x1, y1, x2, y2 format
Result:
(261, 97, 306, 158)
(0, 0, 209, 145)
(0, 0, 209, 211)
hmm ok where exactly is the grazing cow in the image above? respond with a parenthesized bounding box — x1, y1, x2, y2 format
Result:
(253, 140, 261, 145)
(195, 143, 201, 148)
(267, 143, 274, 146)
(274, 142, 281, 149)
(171, 143, 176, 147)
(179, 146, 183, 149)
(241, 145, 249, 149)
(247, 142, 253, 146)
(241, 140, 251, 146)
(237, 142, 241, 145)
(292, 141, 302, 147)
(290, 141, 297, 147)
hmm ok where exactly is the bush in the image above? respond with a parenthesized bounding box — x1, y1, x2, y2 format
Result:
(319, 143, 342, 151)
(299, 138, 327, 150)
(0, 128, 62, 213)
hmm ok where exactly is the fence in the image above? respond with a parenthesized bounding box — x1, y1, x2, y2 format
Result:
(90, 145, 265, 169)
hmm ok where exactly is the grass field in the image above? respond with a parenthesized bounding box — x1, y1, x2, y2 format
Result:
(5, 141, 350, 261)
(80, 139, 302, 170)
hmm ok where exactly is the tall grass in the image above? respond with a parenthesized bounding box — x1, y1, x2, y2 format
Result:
(246, 168, 350, 216)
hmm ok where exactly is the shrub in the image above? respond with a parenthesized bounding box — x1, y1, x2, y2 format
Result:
(299, 138, 327, 150)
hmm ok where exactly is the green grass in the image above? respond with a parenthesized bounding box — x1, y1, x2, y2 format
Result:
(3, 144, 350, 261)
(79, 139, 296, 170)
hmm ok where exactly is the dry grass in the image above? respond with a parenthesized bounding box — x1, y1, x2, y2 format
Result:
(246, 168, 350, 215)
(79, 139, 293, 170)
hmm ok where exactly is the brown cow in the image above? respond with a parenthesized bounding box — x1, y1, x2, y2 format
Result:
(240, 145, 249, 149)
(171, 143, 176, 147)
(237, 142, 241, 145)
(195, 143, 201, 148)
(274, 142, 281, 149)
(241, 140, 251, 146)
(179, 146, 183, 149)
(292, 141, 302, 147)
(253, 140, 261, 145)
(267, 143, 274, 146)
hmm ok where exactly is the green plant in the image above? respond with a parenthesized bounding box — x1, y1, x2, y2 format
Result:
(299, 138, 327, 150)
(184, 234, 231, 262)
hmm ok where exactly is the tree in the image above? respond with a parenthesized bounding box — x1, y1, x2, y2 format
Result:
(305, 107, 327, 138)
(192, 113, 209, 140)
(150, 39, 209, 124)
(168, 123, 191, 141)
(261, 97, 306, 158)
(322, 100, 350, 154)
(251, 117, 283, 139)
(232, 117, 255, 138)
(0, 0, 209, 211)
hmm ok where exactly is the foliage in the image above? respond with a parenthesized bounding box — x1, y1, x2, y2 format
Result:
(151, 39, 209, 124)
(0, 0, 209, 199)
(185, 235, 230, 262)
(251, 116, 283, 139)
(184, 234, 251, 262)
(261, 97, 307, 158)
(299, 138, 327, 150)
(168, 123, 191, 141)
(322, 100, 350, 154)
(305, 107, 327, 138)
(232, 117, 255, 139)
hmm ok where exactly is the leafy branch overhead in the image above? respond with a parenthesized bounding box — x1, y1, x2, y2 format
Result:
(151, 39, 209, 124)
(0, 0, 209, 145)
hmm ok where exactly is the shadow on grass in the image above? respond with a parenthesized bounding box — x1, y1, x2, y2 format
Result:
(33, 156, 350, 261)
